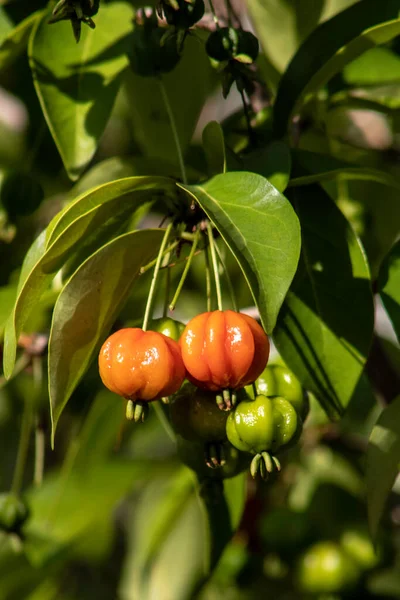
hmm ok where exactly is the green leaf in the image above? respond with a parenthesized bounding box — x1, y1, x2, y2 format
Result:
(120, 469, 208, 600)
(273, 0, 400, 137)
(25, 459, 164, 567)
(120, 468, 246, 600)
(273, 184, 374, 419)
(179, 172, 301, 333)
(202, 121, 226, 177)
(69, 156, 192, 199)
(246, 0, 354, 73)
(125, 33, 215, 162)
(3, 177, 170, 379)
(290, 149, 400, 192)
(0, 11, 41, 71)
(343, 46, 400, 86)
(366, 396, 400, 538)
(0, 283, 17, 341)
(379, 240, 400, 343)
(48, 228, 164, 443)
(28, 2, 135, 180)
(242, 141, 291, 192)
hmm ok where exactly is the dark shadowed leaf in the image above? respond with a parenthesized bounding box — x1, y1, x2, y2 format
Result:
(179, 172, 301, 333)
(366, 396, 400, 538)
(379, 240, 400, 343)
(0, 11, 41, 71)
(273, 185, 374, 419)
(242, 141, 291, 192)
(202, 121, 226, 177)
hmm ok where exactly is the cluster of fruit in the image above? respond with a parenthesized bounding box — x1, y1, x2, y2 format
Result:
(98, 310, 307, 480)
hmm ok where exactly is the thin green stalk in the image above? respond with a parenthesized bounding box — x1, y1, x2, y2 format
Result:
(163, 252, 171, 317)
(208, 0, 219, 27)
(11, 398, 33, 496)
(214, 242, 238, 311)
(159, 78, 188, 185)
(207, 223, 223, 311)
(32, 356, 45, 487)
(224, 0, 232, 25)
(205, 242, 212, 312)
(140, 239, 180, 274)
(239, 88, 255, 147)
(169, 228, 200, 311)
(142, 222, 174, 331)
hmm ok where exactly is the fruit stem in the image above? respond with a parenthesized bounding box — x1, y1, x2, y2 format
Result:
(11, 395, 33, 496)
(159, 77, 188, 185)
(208, 0, 220, 28)
(169, 227, 200, 311)
(142, 222, 174, 331)
(205, 241, 212, 312)
(207, 222, 223, 311)
(238, 87, 256, 147)
(140, 239, 180, 274)
(163, 252, 171, 318)
(32, 356, 44, 488)
(214, 241, 238, 311)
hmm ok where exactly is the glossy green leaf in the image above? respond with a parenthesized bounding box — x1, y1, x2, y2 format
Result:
(125, 33, 215, 162)
(202, 121, 226, 177)
(242, 141, 291, 192)
(3, 177, 170, 380)
(366, 396, 400, 538)
(273, 185, 374, 419)
(179, 172, 301, 333)
(46, 175, 173, 247)
(48, 229, 164, 442)
(379, 240, 400, 343)
(28, 2, 135, 180)
(290, 149, 400, 191)
(273, 0, 400, 136)
(0, 11, 40, 71)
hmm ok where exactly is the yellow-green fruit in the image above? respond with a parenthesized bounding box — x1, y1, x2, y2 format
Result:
(340, 529, 380, 570)
(247, 364, 308, 419)
(297, 541, 360, 594)
(149, 317, 185, 342)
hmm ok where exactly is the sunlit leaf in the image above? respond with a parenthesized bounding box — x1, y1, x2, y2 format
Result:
(180, 172, 301, 333)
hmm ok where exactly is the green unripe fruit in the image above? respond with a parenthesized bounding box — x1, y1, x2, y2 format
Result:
(340, 529, 380, 570)
(270, 396, 298, 452)
(162, 0, 205, 28)
(297, 541, 360, 594)
(206, 28, 259, 64)
(227, 394, 300, 455)
(150, 317, 185, 342)
(129, 25, 181, 77)
(170, 384, 228, 442)
(247, 363, 308, 419)
(0, 494, 29, 533)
